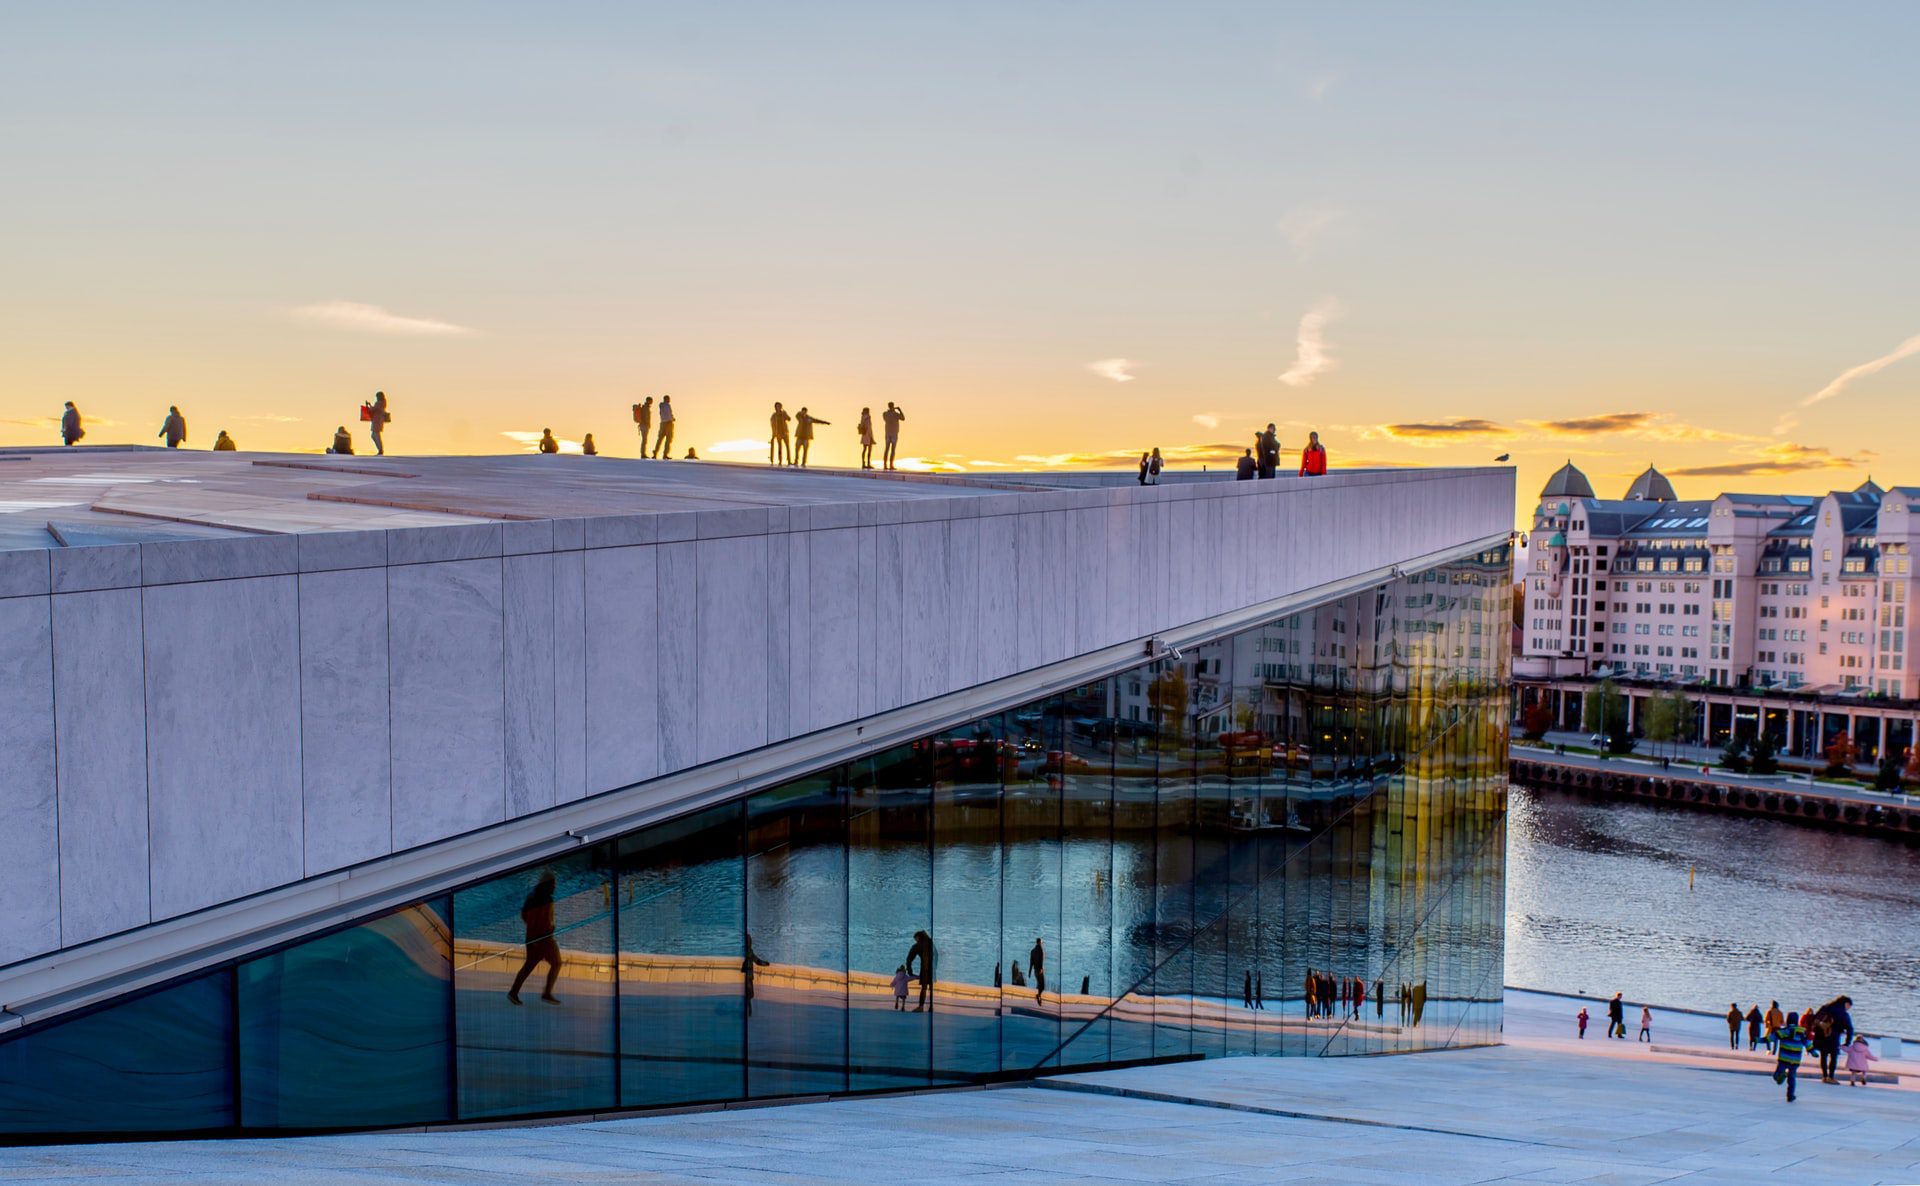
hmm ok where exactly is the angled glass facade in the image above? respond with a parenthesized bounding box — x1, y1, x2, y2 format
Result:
(0, 545, 1510, 1142)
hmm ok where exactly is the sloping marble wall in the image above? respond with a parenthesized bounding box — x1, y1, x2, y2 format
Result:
(0, 467, 1510, 968)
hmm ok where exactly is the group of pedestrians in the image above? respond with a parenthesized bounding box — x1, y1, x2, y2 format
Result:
(1304, 969, 1374, 1020)
(629, 396, 683, 459)
(55, 394, 394, 457)
(767, 400, 905, 470)
(1588, 992, 1876, 1102)
(1229, 427, 1329, 481)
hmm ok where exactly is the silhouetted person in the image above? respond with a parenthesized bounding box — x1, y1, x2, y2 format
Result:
(907, 930, 936, 1012)
(653, 396, 675, 458)
(1254, 971, 1264, 1010)
(770, 402, 791, 465)
(1030, 937, 1046, 1003)
(507, 870, 562, 1005)
(743, 933, 771, 1017)
(158, 406, 187, 448)
(634, 395, 653, 456)
(1727, 1003, 1743, 1050)
(1299, 431, 1327, 476)
(1236, 449, 1255, 480)
(684, 447, 698, 460)
(1376, 979, 1384, 1017)
(794, 407, 829, 467)
(1009, 960, 1025, 987)
(1137, 452, 1150, 485)
(330, 426, 354, 455)
(213, 430, 236, 452)
(538, 428, 560, 455)
(368, 391, 390, 455)
(1257, 424, 1280, 479)
(881, 401, 905, 469)
(1243, 969, 1254, 1008)
(1146, 447, 1163, 485)
(60, 402, 83, 446)
(1608, 992, 1625, 1039)
(582, 433, 598, 456)
(857, 407, 875, 468)
(1747, 1004, 1763, 1050)
(1080, 975, 1089, 996)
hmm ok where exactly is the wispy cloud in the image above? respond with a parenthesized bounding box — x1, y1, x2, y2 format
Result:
(293, 300, 476, 337)
(1378, 418, 1518, 441)
(1276, 206, 1344, 253)
(1524, 412, 1657, 435)
(1803, 330, 1920, 410)
(501, 429, 581, 454)
(1668, 442, 1875, 478)
(1519, 411, 1764, 445)
(1278, 299, 1342, 387)
(1192, 413, 1221, 429)
(1305, 71, 1340, 102)
(1086, 358, 1138, 383)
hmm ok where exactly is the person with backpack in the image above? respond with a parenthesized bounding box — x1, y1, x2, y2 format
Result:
(1256, 424, 1280, 478)
(633, 396, 653, 457)
(1811, 996, 1855, 1084)
(158, 405, 187, 448)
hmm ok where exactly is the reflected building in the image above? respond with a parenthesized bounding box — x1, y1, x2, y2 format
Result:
(0, 454, 1511, 1141)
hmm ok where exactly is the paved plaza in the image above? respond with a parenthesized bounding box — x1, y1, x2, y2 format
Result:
(5, 992, 1916, 1185)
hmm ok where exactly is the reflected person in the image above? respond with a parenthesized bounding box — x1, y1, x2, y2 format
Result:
(1029, 937, 1046, 1003)
(508, 870, 562, 1005)
(907, 930, 936, 1013)
(743, 933, 771, 1017)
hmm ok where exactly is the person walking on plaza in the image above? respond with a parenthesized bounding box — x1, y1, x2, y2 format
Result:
(1576, 1006, 1589, 1039)
(329, 425, 354, 455)
(1812, 996, 1854, 1083)
(1845, 1036, 1878, 1086)
(769, 402, 791, 466)
(1607, 992, 1625, 1039)
(1764, 1001, 1784, 1052)
(1298, 430, 1327, 476)
(857, 407, 876, 469)
(538, 428, 560, 455)
(1254, 970, 1264, 1010)
(1772, 1012, 1808, 1102)
(1639, 1005, 1653, 1043)
(633, 396, 653, 457)
(1236, 448, 1256, 480)
(1727, 1003, 1743, 1050)
(1029, 937, 1046, 1003)
(1746, 1004, 1764, 1050)
(367, 391, 390, 456)
(213, 430, 237, 451)
(158, 405, 187, 448)
(881, 401, 905, 470)
(794, 407, 829, 467)
(507, 870, 562, 1005)
(1256, 424, 1280, 478)
(1243, 969, 1254, 1009)
(652, 396, 675, 458)
(60, 401, 83, 446)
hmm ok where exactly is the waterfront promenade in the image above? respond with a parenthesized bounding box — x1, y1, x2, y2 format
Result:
(1514, 738, 1917, 812)
(7, 989, 1916, 1185)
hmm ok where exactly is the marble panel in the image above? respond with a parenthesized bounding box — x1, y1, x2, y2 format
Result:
(1014, 513, 1046, 665)
(585, 514, 658, 550)
(500, 518, 555, 557)
(694, 508, 771, 540)
(765, 533, 791, 743)
(552, 549, 587, 802)
(898, 520, 949, 706)
(945, 517, 982, 689)
(1104, 503, 1140, 643)
(855, 526, 879, 718)
(803, 528, 860, 733)
(388, 559, 507, 850)
(1071, 506, 1108, 653)
(552, 517, 586, 552)
(0, 548, 51, 599)
(298, 566, 393, 875)
(297, 529, 387, 573)
(695, 534, 770, 763)
(503, 552, 557, 817)
(143, 575, 304, 920)
(871, 525, 905, 711)
(141, 535, 297, 586)
(586, 545, 660, 791)
(1041, 509, 1074, 663)
(385, 523, 502, 567)
(974, 513, 1019, 683)
(50, 544, 140, 593)
(52, 588, 151, 945)
(0, 596, 59, 963)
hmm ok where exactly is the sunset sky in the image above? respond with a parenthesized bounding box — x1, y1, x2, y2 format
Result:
(4, 3, 1918, 517)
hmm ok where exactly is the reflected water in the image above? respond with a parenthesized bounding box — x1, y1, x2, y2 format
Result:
(1506, 784, 1920, 1037)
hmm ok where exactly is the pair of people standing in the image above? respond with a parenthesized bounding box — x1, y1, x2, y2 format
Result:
(632, 396, 677, 459)
(768, 402, 831, 467)
(1136, 448, 1163, 485)
(859, 402, 906, 470)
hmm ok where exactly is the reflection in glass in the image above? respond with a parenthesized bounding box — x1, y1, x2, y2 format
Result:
(931, 717, 1005, 1079)
(617, 801, 746, 1108)
(847, 743, 933, 1090)
(239, 899, 453, 1130)
(746, 773, 848, 1098)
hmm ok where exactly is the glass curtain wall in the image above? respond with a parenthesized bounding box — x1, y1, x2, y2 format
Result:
(0, 546, 1510, 1141)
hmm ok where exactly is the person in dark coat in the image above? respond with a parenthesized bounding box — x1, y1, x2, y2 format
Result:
(742, 933, 771, 1017)
(60, 402, 83, 446)
(368, 391, 390, 455)
(330, 426, 354, 455)
(1256, 424, 1280, 479)
(881, 401, 905, 470)
(1727, 1003, 1744, 1050)
(1235, 449, 1256, 480)
(1812, 996, 1855, 1083)
(1746, 1004, 1764, 1050)
(1029, 937, 1046, 1003)
(907, 930, 936, 1012)
(158, 406, 187, 448)
(1607, 992, 1625, 1039)
(507, 871, 562, 1005)
(794, 408, 829, 467)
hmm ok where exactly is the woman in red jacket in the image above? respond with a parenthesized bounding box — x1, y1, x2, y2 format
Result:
(1299, 431, 1328, 476)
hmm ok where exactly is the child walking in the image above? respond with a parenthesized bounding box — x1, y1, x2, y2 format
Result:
(1638, 1006, 1652, 1043)
(891, 965, 910, 1011)
(1576, 1007, 1589, 1039)
(1845, 1037, 1878, 1086)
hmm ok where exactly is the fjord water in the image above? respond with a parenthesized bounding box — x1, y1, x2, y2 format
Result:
(1506, 783, 1920, 1037)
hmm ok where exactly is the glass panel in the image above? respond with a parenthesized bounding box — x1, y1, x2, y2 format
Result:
(1000, 695, 1061, 1071)
(239, 899, 452, 1130)
(931, 715, 1004, 1081)
(617, 800, 745, 1108)
(847, 742, 933, 1090)
(1057, 681, 1114, 1068)
(0, 971, 233, 1136)
(1153, 658, 1195, 1060)
(454, 848, 616, 1119)
(746, 772, 848, 1098)
(1109, 679, 1160, 1064)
